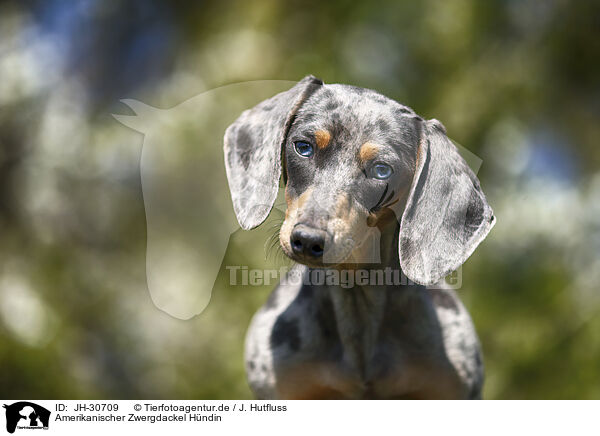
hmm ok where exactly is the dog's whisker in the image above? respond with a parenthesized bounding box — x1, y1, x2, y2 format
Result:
(369, 184, 389, 213)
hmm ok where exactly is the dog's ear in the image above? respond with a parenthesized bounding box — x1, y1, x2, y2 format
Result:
(224, 75, 323, 229)
(399, 119, 495, 285)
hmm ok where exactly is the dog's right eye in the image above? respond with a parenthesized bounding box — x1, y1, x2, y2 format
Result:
(294, 141, 314, 158)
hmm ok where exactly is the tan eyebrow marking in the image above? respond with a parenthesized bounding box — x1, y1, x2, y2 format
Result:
(359, 142, 381, 163)
(315, 130, 332, 149)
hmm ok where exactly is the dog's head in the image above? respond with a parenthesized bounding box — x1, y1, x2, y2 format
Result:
(224, 76, 495, 285)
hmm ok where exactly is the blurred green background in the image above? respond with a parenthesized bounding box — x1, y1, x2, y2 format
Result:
(1, 0, 599, 399)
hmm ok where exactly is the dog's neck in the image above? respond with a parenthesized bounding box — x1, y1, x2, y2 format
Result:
(313, 219, 422, 378)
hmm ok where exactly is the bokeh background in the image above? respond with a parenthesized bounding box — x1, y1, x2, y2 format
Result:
(1, 0, 599, 399)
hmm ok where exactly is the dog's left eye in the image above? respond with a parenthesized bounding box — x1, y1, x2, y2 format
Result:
(294, 141, 314, 158)
(372, 163, 393, 179)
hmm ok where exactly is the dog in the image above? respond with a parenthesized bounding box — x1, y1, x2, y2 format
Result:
(223, 75, 495, 399)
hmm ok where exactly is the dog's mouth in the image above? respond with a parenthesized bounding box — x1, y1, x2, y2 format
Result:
(281, 247, 349, 268)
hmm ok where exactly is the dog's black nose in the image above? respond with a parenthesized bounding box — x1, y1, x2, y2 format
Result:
(291, 225, 327, 258)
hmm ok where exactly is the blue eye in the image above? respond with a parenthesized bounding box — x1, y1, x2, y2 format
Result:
(372, 163, 393, 179)
(294, 141, 314, 158)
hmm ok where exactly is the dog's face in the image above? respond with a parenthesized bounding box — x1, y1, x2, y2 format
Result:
(279, 85, 419, 266)
(224, 76, 495, 284)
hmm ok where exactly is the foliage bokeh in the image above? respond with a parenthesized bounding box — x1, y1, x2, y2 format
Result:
(0, 0, 599, 399)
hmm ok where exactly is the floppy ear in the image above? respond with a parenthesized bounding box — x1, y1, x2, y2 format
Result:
(224, 75, 323, 229)
(399, 119, 495, 285)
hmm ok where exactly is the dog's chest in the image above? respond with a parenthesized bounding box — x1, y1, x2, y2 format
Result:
(271, 327, 459, 399)
(258, 286, 458, 398)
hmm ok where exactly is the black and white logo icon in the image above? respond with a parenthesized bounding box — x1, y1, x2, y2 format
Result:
(3, 402, 50, 434)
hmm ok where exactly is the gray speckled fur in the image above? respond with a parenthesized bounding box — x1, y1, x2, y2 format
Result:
(244, 231, 484, 399)
(224, 76, 494, 399)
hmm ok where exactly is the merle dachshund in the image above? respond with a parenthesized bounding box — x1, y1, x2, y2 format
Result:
(224, 76, 495, 399)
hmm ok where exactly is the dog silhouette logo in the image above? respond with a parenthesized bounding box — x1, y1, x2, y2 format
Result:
(3, 402, 50, 433)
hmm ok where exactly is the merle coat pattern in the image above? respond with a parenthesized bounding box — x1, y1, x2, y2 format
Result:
(224, 75, 495, 399)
